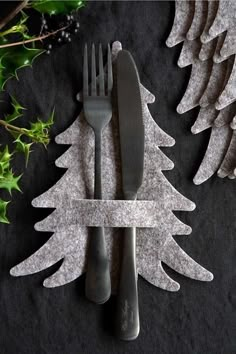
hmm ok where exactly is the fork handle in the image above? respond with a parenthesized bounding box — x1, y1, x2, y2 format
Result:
(94, 130, 102, 199)
(116, 227, 139, 340)
(85, 131, 111, 304)
(85, 226, 111, 304)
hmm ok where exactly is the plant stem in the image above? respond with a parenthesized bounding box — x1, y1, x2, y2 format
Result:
(0, 25, 69, 49)
(0, 119, 25, 134)
(0, 1, 29, 31)
(0, 24, 27, 38)
(0, 119, 50, 145)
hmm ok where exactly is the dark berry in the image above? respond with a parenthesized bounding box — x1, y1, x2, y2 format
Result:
(58, 37, 62, 43)
(67, 37, 71, 42)
(44, 24, 48, 30)
(66, 15, 71, 21)
(46, 50, 50, 55)
(74, 28, 78, 34)
(47, 44, 52, 50)
(70, 15, 74, 20)
(65, 32, 69, 38)
(75, 22, 80, 28)
(61, 31, 66, 37)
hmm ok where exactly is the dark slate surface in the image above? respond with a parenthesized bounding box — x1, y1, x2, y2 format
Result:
(0, 1, 235, 353)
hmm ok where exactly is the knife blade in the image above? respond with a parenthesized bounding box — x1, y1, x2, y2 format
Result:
(116, 50, 144, 341)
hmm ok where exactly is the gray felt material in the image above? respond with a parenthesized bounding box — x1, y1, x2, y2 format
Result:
(178, 39, 201, 68)
(228, 172, 236, 179)
(192, 98, 236, 135)
(10, 41, 213, 292)
(168, 0, 236, 183)
(193, 125, 232, 185)
(186, 0, 207, 41)
(217, 131, 236, 178)
(34, 200, 194, 232)
(166, 0, 194, 48)
(199, 60, 228, 108)
(213, 55, 235, 108)
(218, 130, 236, 177)
(216, 55, 236, 110)
(177, 59, 212, 114)
(209, 0, 236, 40)
(230, 115, 236, 130)
(200, 0, 219, 44)
(220, 28, 236, 60)
(191, 105, 218, 134)
(178, 38, 217, 68)
(213, 32, 227, 63)
(199, 37, 217, 62)
(214, 101, 236, 127)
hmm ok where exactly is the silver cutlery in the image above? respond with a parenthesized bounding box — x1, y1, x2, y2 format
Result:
(116, 50, 145, 340)
(83, 43, 113, 304)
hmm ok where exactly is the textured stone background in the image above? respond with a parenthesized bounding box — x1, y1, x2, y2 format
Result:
(0, 1, 235, 354)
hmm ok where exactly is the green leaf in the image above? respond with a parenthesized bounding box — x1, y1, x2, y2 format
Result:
(30, 0, 86, 15)
(0, 169, 21, 195)
(14, 136, 33, 166)
(27, 109, 54, 145)
(0, 10, 42, 91)
(19, 11, 29, 27)
(0, 146, 12, 175)
(5, 96, 26, 123)
(0, 12, 30, 41)
(0, 199, 10, 224)
(0, 45, 44, 90)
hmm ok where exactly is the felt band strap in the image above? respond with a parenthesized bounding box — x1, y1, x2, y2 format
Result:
(35, 199, 189, 230)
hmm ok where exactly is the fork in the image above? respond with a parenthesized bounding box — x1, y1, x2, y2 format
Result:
(83, 43, 113, 304)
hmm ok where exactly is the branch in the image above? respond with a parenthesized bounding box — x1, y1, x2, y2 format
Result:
(0, 119, 24, 134)
(0, 25, 69, 49)
(0, 1, 29, 31)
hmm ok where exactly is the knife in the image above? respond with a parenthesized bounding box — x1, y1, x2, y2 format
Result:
(116, 50, 145, 341)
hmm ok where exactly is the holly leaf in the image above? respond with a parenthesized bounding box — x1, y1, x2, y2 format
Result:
(0, 11, 32, 42)
(0, 199, 10, 224)
(30, 0, 86, 15)
(14, 136, 33, 166)
(0, 45, 44, 90)
(19, 11, 28, 25)
(0, 169, 22, 195)
(5, 96, 26, 123)
(0, 146, 12, 175)
(28, 109, 54, 145)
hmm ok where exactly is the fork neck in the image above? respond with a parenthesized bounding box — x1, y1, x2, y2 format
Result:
(94, 130, 102, 199)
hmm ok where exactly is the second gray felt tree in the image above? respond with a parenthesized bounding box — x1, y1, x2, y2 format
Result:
(167, 0, 236, 183)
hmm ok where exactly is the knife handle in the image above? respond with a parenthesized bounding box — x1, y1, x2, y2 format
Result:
(85, 226, 111, 304)
(116, 227, 140, 340)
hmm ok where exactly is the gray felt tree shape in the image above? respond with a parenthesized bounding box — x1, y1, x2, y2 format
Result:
(10, 41, 213, 293)
(166, 0, 236, 184)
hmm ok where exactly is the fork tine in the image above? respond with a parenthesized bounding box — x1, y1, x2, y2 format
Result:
(107, 44, 113, 94)
(91, 43, 96, 96)
(83, 44, 88, 97)
(99, 44, 105, 96)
